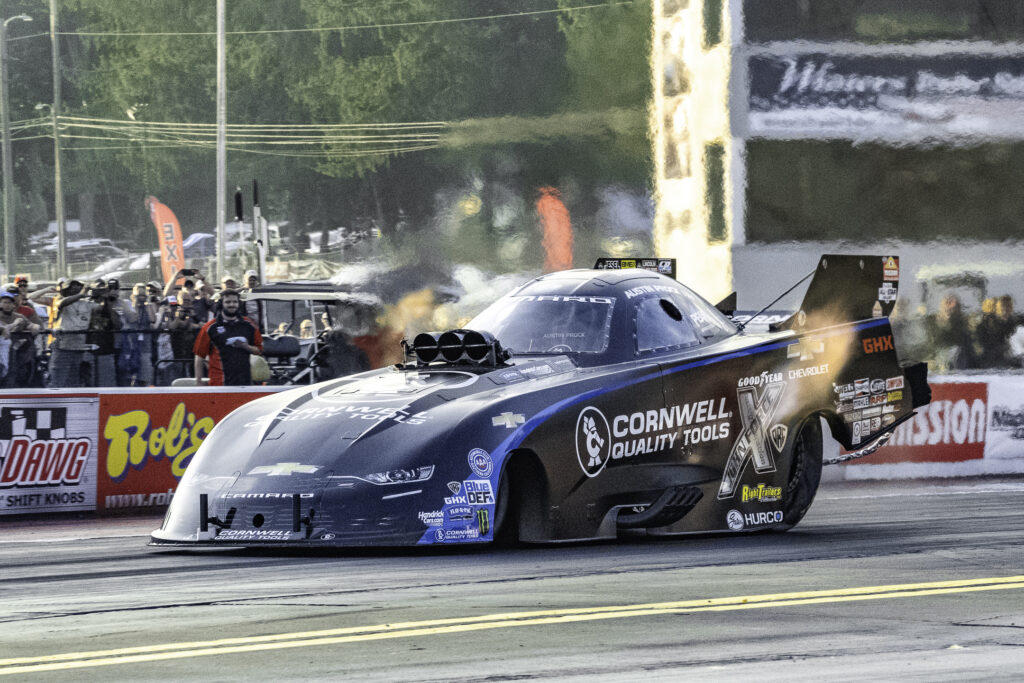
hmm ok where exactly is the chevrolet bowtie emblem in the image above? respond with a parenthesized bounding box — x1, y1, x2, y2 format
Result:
(248, 462, 320, 476)
(492, 412, 526, 429)
(787, 337, 824, 361)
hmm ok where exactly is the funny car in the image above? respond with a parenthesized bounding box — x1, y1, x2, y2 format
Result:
(151, 254, 929, 547)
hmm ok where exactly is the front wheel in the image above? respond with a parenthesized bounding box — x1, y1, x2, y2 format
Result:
(781, 416, 823, 528)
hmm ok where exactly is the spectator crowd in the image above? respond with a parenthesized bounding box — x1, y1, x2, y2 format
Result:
(0, 269, 265, 388)
(892, 293, 1024, 372)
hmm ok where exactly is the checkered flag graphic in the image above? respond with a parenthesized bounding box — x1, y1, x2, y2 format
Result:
(0, 407, 68, 441)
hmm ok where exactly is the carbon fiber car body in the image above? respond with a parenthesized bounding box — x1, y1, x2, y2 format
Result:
(152, 255, 929, 547)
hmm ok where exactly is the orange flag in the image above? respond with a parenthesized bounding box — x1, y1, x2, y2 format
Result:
(145, 196, 185, 285)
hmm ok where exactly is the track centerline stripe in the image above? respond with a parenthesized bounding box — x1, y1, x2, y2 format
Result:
(2, 575, 1022, 675)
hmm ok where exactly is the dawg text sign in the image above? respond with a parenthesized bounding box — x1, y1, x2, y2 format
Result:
(0, 397, 98, 514)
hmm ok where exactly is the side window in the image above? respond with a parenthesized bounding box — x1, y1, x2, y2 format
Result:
(636, 298, 700, 353)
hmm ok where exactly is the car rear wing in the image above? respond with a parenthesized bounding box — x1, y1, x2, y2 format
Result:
(772, 255, 900, 332)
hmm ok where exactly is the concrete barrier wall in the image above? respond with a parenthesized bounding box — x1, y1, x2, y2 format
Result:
(0, 387, 288, 515)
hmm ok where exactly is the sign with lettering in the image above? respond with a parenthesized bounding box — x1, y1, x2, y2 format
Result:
(746, 50, 1024, 142)
(97, 391, 272, 510)
(0, 396, 98, 514)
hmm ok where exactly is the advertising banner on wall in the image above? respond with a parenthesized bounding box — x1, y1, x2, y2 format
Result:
(97, 391, 273, 511)
(851, 381, 988, 464)
(0, 396, 99, 514)
(746, 48, 1024, 143)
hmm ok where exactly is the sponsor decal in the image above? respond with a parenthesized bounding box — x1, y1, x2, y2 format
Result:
(883, 256, 899, 282)
(789, 363, 829, 380)
(577, 399, 733, 477)
(786, 337, 824, 361)
(742, 483, 783, 503)
(216, 529, 292, 541)
(464, 479, 494, 505)
(834, 383, 854, 401)
(854, 379, 870, 397)
(739, 371, 782, 388)
(245, 404, 432, 427)
(886, 376, 905, 391)
(640, 259, 657, 269)
(882, 404, 897, 414)
(869, 394, 888, 406)
(446, 505, 473, 521)
(870, 379, 886, 394)
(467, 449, 493, 478)
(490, 369, 526, 385)
(447, 481, 461, 495)
(444, 493, 467, 505)
(435, 527, 480, 541)
(320, 533, 336, 540)
(887, 390, 903, 403)
(726, 509, 745, 530)
(837, 402, 856, 414)
(882, 414, 896, 426)
(769, 424, 788, 452)
(727, 509, 784, 530)
(872, 301, 883, 318)
(853, 397, 870, 409)
(222, 492, 315, 500)
(418, 510, 443, 526)
(508, 295, 614, 304)
(311, 370, 478, 404)
(870, 417, 882, 431)
(247, 462, 320, 476)
(878, 283, 897, 303)
(621, 259, 637, 269)
(862, 335, 894, 354)
(476, 508, 490, 535)
(519, 364, 554, 377)
(577, 407, 611, 477)
(491, 412, 526, 429)
(862, 407, 882, 418)
(718, 382, 787, 499)
(658, 260, 673, 274)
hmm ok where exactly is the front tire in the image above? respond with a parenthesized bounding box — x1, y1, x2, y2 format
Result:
(781, 416, 823, 528)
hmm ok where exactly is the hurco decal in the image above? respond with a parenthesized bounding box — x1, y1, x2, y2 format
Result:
(742, 483, 783, 503)
(576, 399, 732, 477)
(717, 382, 788, 499)
(727, 509, 784, 530)
(104, 402, 214, 481)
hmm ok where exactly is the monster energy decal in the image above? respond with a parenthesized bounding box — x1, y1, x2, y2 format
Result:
(718, 382, 788, 499)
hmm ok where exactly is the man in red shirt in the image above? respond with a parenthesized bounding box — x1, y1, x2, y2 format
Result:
(193, 290, 263, 385)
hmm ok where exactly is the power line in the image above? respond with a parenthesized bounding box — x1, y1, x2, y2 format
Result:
(59, 2, 640, 37)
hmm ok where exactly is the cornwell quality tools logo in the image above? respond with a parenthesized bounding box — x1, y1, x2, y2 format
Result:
(576, 399, 732, 477)
(718, 382, 788, 499)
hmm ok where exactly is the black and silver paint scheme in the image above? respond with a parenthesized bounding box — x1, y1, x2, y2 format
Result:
(152, 255, 929, 547)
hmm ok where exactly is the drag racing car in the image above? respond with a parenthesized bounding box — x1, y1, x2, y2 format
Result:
(151, 255, 930, 547)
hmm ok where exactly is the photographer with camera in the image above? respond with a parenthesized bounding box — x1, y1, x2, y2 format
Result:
(84, 280, 122, 387)
(49, 279, 99, 387)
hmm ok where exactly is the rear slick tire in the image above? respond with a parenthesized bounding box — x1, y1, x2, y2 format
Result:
(781, 416, 823, 529)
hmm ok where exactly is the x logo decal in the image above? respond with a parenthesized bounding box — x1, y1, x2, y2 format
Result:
(717, 382, 787, 499)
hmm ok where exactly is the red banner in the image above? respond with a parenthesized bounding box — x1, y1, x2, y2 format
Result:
(868, 382, 988, 463)
(97, 391, 271, 511)
(146, 195, 185, 285)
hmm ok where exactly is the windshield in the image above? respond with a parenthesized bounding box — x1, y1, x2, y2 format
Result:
(468, 295, 616, 354)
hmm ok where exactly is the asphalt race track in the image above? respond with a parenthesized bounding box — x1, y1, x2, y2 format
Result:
(2, 477, 1023, 681)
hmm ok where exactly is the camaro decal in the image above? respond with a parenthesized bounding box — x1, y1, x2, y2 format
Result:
(718, 382, 787, 499)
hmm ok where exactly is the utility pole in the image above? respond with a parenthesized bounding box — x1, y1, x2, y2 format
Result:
(215, 0, 226, 282)
(49, 0, 65, 277)
(0, 13, 32, 278)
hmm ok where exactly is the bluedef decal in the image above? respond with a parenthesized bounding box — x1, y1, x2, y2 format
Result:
(718, 382, 787, 499)
(464, 480, 494, 505)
